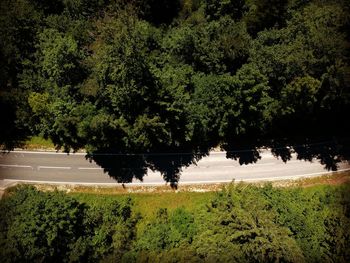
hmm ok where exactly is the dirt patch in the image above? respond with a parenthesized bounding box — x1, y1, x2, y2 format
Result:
(31, 182, 226, 195)
(292, 171, 350, 187)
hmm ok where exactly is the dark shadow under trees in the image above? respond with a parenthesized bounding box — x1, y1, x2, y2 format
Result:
(87, 147, 210, 188)
(223, 136, 350, 171)
(1, 0, 349, 187)
(86, 135, 349, 187)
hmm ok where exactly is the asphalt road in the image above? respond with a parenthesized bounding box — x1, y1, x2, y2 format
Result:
(0, 150, 349, 186)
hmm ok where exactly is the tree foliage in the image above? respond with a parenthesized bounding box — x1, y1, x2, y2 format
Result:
(0, 186, 138, 263)
(3, 184, 349, 262)
(1, 0, 349, 182)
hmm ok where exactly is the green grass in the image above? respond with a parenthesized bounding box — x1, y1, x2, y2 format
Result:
(71, 191, 215, 234)
(24, 136, 54, 149)
(70, 172, 350, 222)
(71, 191, 215, 220)
(2, 182, 349, 262)
(70, 183, 350, 244)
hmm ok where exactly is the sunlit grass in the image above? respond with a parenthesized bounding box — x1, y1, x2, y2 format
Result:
(72, 191, 214, 218)
(24, 136, 54, 149)
(71, 190, 215, 234)
(70, 171, 350, 219)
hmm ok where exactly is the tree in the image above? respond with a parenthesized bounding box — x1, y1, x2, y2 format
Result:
(262, 184, 350, 262)
(245, 0, 289, 36)
(204, 0, 248, 21)
(77, 198, 138, 262)
(135, 208, 197, 253)
(86, 13, 170, 153)
(0, 186, 138, 263)
(0, 0, 44, 149)
(194, 184, 305, 262)
(135, 0, 181, 25)
(1, 0, 349, 181)
(0, 186, 85, 262)
(247, 1, 350, 136)
(162, 17, 251, 74)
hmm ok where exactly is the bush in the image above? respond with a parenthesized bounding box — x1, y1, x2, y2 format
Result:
(0, 186, 138, 262)
(0, 186, 85, 262)
(1, 183, 349, 262)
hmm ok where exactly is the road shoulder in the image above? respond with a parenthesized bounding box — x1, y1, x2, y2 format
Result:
(1, 171, 349, 198)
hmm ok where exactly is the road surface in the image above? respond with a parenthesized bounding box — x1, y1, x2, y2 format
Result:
(0, 150, 349, 186)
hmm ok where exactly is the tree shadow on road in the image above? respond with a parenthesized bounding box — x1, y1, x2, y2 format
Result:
(146, 149, 208, 188)
(86, 151, 147, 184)
(222, 136, 350, 172)
(86, 136, 349, 187)
(87, 147, 209, 188)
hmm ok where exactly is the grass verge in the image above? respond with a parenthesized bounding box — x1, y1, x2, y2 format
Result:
(23, 136, 55, 150)
(23, 171, 348, 221)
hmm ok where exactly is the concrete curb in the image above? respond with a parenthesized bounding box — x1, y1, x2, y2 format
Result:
(2, 168, 350, 188)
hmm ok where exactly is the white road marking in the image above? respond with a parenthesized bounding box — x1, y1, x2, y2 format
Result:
(38, 166, 71, 170)
(5, 150, 86, 155)
(236, 169, 350, 182)
(5, 150, 278, 159)
(247, 162, 276, 166)
(287, 160, 309, 163)
(191, 162, 275, 169)
(78, 167, 103, 170)
(0, 164, 32, 168)
(3, 168, 350, 186)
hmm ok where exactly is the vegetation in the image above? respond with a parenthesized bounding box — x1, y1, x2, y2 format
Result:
(24, 136, 55, 149)
(1, 1, 349, 260)
(1, 184, 349, 262)
(1, 0, 349, 183)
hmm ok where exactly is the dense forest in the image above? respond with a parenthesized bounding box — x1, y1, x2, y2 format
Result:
(1, 184, 349, 262)
(1, 0, 349, 184)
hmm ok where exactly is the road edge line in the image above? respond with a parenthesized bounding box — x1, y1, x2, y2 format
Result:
(3, 168, 350, 187)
